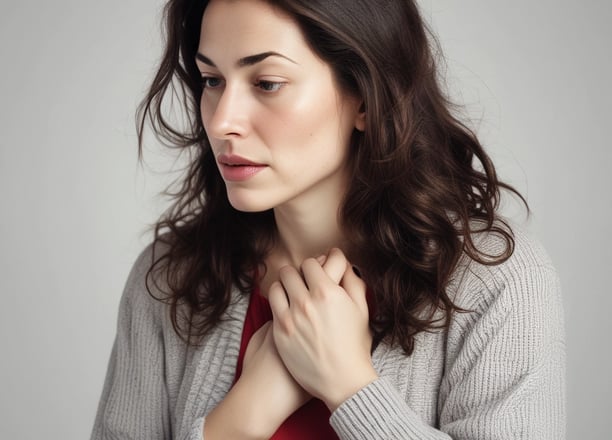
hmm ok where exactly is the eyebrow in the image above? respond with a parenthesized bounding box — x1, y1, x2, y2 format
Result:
(195, 51, 298, 68)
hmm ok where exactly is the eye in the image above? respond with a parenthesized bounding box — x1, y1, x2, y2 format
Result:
(202, 76, 223, 89)
(254, 80, 286, 93)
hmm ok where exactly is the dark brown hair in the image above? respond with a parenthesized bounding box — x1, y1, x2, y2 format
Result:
(138, 0, 527, 353)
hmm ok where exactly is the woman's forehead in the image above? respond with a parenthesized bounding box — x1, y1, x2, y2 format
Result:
(197, 0, 314, 69)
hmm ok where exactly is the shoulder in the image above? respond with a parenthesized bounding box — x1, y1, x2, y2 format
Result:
(446, 220, 564, 357)
(118, 237, 249, 330)
(450, 221, 561, 312)
(117, 239, 171, 326)
(446, 220, 565, 368)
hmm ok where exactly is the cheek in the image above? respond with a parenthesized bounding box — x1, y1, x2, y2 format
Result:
(200, 99, 222, 152)
(263, 87, 344, 150)
(200, 98, 214, 129)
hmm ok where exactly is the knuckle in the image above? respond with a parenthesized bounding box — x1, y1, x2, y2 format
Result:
(300, 257, 317, 271)
(278, 313, 294, 334)
(329, 247, 344, 258)
(269, 280, 283, 294)
(297, 297, 313, 315)
(279, 265, 293, 277)
(312, 285, 330, 300)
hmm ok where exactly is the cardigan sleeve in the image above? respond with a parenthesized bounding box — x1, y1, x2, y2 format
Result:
(90, 246, 174, 439)
(329, 234, 566, 439)
(90, 244, 232, 440)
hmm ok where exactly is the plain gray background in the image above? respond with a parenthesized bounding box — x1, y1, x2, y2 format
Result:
(0, 1, 609, 438)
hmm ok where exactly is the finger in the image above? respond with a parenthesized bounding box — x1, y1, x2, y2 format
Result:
(268, 281, 298, 338)
(321, 248, 348, 284)
(300, 258, 338, 297)
(340, 265, 369, 315)
(278, 265, 309, 304)
(268, 280, 289, 317)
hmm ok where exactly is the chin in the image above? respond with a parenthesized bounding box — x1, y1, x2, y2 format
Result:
(226, 192, 274, 213)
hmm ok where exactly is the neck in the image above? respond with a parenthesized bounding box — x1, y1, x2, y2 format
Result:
(272, 191, 346, 268)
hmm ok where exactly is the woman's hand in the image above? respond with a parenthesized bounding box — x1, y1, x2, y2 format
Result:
(268, 248, 378, 412)
(205, 321, 310, 440)
(241, 321, 311, 427)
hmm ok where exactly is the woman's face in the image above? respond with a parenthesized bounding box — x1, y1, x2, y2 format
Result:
(197, 0, 363, 213)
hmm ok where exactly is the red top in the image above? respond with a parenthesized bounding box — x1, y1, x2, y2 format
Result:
(234, 287, 340, 439)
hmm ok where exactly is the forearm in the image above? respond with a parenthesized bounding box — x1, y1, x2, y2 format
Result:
(203, 376, 299, 440)
(204, 381, 267, 439)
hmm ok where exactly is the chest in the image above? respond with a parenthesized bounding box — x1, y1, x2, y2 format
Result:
(165, 296, 447, 436)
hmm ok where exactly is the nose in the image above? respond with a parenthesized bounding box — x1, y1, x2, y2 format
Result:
(203, 85, 249, 140)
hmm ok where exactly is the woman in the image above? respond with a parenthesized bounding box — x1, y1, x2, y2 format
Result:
(91, 0, 565, 438)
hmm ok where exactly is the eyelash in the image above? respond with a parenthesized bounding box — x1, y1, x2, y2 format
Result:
(254, 80, 285, 92)
(201, 76, 286, 93)
(201, 76, 222, 89)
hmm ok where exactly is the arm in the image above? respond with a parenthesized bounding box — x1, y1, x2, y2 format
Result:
(90, 248, 171, 440)
(203, 322, 310, 440)
(329, 260, 566, 439)
(268, 249, 379, 412)
(91, 247, 309, 440)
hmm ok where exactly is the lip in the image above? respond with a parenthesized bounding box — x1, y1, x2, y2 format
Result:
(217, 154, 267, 182)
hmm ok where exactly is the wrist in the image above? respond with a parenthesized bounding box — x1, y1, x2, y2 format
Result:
(205, 379, 274, 440)
(321, 365, 379, 412)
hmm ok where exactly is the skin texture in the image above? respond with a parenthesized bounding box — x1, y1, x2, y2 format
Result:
(197, 0, 375, 437)
(197, 0, 365, 266)
(268, 249, 377, 411)
(197, 0, 364, 216)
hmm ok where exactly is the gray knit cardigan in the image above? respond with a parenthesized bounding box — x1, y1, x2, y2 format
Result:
(91, 227, 565, 439)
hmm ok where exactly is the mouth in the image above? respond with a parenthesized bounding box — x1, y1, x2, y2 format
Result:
(217, 154, 267, 181)
(217, 154, 266, 167)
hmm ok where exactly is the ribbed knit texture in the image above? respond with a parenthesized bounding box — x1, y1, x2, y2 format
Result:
(91, 227, 565, 439)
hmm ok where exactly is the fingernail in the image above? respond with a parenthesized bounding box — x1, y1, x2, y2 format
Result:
(316, 255, 326, 264)
(352, 265, 362, 278)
